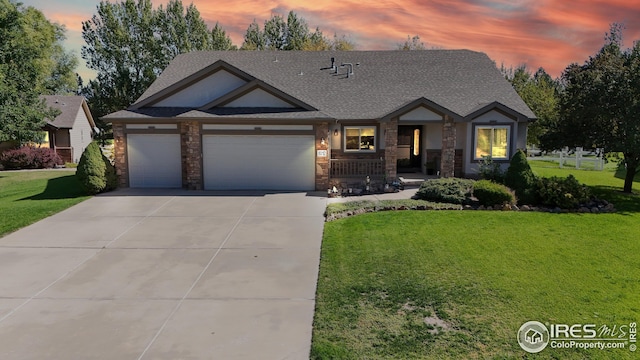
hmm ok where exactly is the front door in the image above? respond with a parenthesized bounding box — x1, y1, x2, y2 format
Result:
(397, 125, 422, 172)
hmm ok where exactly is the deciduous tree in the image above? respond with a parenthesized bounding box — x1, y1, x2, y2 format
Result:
(542, 24, 640, 192)
(0, 0, 74, 143)
(397, 35, 426, 50)
(241, 11, 355, 51)
(81, 0, 236, 138)
(502, 65, 560, 146)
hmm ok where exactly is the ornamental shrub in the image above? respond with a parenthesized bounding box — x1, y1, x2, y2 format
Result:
(76, 142, 116, 194)
(0, 147, 63, 169)
(415, 178, 475, 204)
(504, 149, 537, 204)
(478, 156, 505, 183)
(535, 175, 590, 209)
(103, 151, 117, 191)
(473, 180, 516, 207)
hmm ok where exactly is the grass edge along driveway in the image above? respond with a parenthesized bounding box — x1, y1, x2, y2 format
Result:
(0, 170, 90, 237)
(311, 162, 640, 359)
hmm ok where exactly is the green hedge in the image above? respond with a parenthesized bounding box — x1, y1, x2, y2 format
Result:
(535, 175, 590, 209)
(504, 149, 537, 204)
(415, 178, 475, 204)
(76, 142, 117, 195)
(473, 180, 516, 207)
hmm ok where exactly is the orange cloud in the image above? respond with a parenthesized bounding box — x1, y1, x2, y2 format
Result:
(23, 0, 640, 78)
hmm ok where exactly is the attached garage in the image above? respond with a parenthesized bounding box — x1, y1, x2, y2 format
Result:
(127, 134, 182, 188)
(203, 135, 315, 190)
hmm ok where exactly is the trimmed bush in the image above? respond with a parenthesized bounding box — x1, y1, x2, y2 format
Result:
(0, 147, 63, 169)
(76, 142, 117, 194)
(415, 178, 475, 204)
(473, 180, 516, 207)
(535, 175, 590, 209)
(504, 149, 537, 204)
(478, 156, 505, 183)
(103, 152, 117, 191)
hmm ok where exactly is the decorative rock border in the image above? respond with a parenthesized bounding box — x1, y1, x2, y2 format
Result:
(325, 198, 616, 222)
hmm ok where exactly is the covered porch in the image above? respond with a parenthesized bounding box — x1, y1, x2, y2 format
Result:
(327, 115, 465, 183)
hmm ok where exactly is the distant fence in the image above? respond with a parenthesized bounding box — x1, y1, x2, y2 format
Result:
(537, 147, 604, 170)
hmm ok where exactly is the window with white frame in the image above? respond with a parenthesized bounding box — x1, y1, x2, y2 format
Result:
(344, 126, 376, 151)
(474, 126, 510, 159)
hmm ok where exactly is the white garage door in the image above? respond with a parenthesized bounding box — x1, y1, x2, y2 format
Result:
(203, 135, 315, 190)
(127, 134, 182, 188)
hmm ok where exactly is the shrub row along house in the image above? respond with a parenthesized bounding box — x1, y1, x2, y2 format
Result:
(104, 50, 535, 191)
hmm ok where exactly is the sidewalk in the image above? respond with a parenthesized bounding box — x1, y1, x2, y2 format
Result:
(327, 187, 419, 204)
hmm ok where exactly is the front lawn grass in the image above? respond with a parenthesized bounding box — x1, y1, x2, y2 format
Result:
(0, 170, 90, 237)
(312, 164, 640, 359)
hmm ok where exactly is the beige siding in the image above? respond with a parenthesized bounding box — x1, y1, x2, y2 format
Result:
(154, 70, 247, 107)
(222, 88, 295, 108)
(68, 108, 94, 162)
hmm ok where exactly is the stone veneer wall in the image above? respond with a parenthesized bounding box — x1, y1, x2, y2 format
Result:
(425, 149, 464, 177)
(112, 123, 128, 187)
(441, 115, 456, 178)
(180, 121, 202, 190)
(384, 118, 398, 180)
(315, 123, 329, 190)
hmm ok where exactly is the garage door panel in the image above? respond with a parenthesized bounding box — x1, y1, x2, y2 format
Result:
(128, 134, 182, 188)
(203, 135, 314, 191)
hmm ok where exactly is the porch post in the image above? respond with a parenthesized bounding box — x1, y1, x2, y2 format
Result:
(180, 121, 202, 190)
(441, 115, 456, 178)
(315, 122, 329, 191)
(112, 122, 128, 188)
(384, 118, 398, 180)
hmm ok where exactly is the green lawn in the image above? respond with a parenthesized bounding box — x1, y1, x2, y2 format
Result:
(0, 170, 90, 237)
(312, 163, 640, 359)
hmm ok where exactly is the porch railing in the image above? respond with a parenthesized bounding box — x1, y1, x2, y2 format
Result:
(330, 159, 385, 178)
(54, 146, 73, 163)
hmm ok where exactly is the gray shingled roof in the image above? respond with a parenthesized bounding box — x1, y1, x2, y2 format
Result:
(108, 50, 535, 121)
(42, 95, 92, 129)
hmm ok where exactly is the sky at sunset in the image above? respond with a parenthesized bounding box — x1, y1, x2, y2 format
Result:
(20, 0, 640, 81)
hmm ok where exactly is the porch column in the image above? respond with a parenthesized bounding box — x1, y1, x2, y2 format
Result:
(441, 115, 456, 178)
(315, 122, 329, 191)
(384, 118, 398, 180)
(180, 121, 202, 190)
(112, 122, 128, 188)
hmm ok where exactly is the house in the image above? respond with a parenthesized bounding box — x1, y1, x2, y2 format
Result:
(41, 95, 96, 163)
(103, 50, 535, 190)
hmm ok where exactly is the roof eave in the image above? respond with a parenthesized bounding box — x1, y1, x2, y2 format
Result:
(380, 97, 463, 122)
(464, 101, 535, 122)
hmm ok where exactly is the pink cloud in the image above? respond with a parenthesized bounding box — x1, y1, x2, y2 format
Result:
(24, 0, 640, 78)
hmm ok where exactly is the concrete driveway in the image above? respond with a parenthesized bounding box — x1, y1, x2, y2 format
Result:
(0, 189, 327, 359)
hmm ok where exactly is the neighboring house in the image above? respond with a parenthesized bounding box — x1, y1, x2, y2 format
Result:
(41, 95, 96, 163)
(104, 50, 535, 190)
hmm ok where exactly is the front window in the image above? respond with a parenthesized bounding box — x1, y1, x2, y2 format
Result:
(475, 126, 509, 159)
(344, 126, 376, 151)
